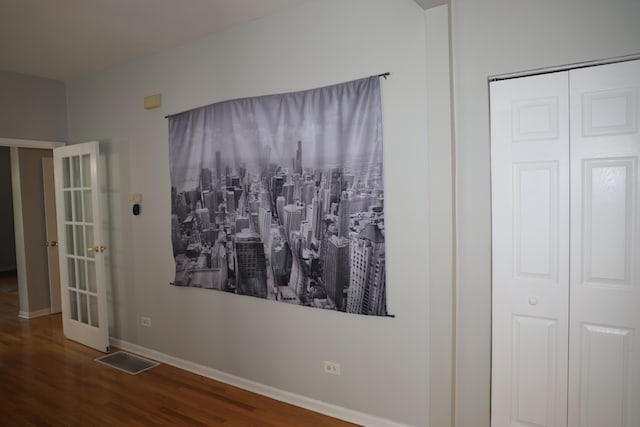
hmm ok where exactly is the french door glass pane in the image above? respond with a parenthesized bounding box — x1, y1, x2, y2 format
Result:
(63, 157, 71, 188)
(79, 293, 88, 324)
(73, 190, 83, 221)
(86, 226, 94, 259)
(82, 154, 91, 187)
(74, 225, 84, 257)
(72, 156, 81, 188)
(66, 225, 74, 255)
(87, 261, 96, 293)
(89, 295, 99, 327)
(83, 190, 93, 222)
(64, 192, 72, 221)
(67, 259, 76, 289)
(69, 290, 78, 321)
(77, 260, 86, 291)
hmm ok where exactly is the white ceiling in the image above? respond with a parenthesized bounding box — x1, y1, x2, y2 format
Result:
(0, 0, 444, 81)
(0, 0, 306, 81)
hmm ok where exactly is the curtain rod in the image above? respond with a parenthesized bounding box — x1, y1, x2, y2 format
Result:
(164, 72, 391, 119)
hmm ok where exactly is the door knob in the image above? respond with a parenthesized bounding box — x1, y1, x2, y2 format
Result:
(87, 245, 106, 253)
(45, 241, 58, 247)
(528, 296, 539, 306)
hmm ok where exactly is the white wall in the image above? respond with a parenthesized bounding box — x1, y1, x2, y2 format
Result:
(0, 71, 67, 142)
(66, 1, 432, 425)
(0, 71, 67, 316)
(451, 0, 640, 425)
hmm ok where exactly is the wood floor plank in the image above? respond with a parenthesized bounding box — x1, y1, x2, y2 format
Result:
(0, 272, 360, 427)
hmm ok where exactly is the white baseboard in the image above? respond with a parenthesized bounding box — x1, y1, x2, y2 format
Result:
(110, 337, 408, 427)
(18, 308, 52, 319)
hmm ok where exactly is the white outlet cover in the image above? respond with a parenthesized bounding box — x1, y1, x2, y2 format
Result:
(324, 361, 341, 375)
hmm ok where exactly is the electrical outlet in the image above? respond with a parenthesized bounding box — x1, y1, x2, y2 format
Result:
(324, 361, 341, 376)
(141, 316, 152, 327)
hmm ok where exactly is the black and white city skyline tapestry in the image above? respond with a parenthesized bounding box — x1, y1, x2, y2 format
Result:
(168, 76, 387, 316)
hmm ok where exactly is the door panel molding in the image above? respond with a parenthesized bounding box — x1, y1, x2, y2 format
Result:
(491, 58, 640, 427)
(54, 141, 110, 353)
(490, 71, 570, 427)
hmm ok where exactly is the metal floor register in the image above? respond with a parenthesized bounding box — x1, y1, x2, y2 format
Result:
(95, 351, 159, 375)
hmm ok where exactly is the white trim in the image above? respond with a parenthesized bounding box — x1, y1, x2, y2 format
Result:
(489, 53, 640, 81)
(18, 308, 53, 319)
(0, 138, 66, 149)
(110, 337, 409, 427)
(10, 148, 29, 314)
(425, 5, 455, 427)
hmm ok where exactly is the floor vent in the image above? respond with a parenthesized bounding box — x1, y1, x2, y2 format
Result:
(95, 351, 159, 375)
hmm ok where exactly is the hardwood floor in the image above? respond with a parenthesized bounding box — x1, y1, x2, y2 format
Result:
(0, 271, 359, 426)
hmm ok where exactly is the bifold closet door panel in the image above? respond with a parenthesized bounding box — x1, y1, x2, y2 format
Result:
(490, 71, 570, 427)
(568, 59, 640, 427)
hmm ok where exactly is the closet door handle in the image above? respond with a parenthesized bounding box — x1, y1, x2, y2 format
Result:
(528, 296, 539, 306)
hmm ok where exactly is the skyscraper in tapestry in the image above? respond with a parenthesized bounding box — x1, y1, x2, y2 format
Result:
(168, 76, 387, 316)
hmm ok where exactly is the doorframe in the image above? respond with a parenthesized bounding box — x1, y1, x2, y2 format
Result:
(487, 54, 640, 424)
(2, 138, 66, 318)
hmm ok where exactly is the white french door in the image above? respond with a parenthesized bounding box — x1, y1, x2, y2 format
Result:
(491, 59, 640, 426)
(54, 141, 110, 353)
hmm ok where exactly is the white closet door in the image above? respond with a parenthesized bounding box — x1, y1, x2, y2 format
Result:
(490, 72, 570, 427)
(568, 59, 640, 427)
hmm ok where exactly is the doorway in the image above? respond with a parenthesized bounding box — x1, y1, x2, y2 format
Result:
(0, 147, 16, 274)
(0, 138, 65, 318)
(490, 59, 640, 426)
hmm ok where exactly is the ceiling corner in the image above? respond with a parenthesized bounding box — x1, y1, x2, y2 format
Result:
(414, 0, 449, 10)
